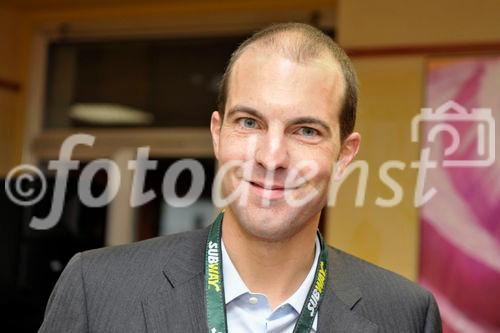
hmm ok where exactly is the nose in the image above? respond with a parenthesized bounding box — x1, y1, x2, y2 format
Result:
(254, 127, 289, 171)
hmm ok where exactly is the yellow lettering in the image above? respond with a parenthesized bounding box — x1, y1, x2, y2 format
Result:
(207, 263, 221, 292)
(314, 262, 327, 293)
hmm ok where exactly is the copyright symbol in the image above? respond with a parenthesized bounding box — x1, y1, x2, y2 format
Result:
(5, 164, 47, 206)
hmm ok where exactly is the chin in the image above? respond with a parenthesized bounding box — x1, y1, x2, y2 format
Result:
(229, 203, 311, 241)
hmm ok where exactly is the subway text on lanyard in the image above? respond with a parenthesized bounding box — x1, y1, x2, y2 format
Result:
(204, 212, 329, 333)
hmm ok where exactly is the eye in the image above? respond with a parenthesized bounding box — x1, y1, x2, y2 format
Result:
(239, 117, 258, 129)
(297, 127, 319, 137)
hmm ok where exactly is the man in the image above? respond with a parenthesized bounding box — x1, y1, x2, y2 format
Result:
(39, 23, 441, 332)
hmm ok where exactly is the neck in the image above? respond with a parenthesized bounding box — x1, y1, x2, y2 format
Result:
(221, 208, 319, 309)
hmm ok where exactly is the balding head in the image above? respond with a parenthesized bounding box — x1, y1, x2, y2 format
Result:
(217, 22, 358, 141)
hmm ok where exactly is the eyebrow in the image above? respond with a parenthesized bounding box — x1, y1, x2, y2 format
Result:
(226, 104, 332, 135)
(226, 105, 264, 120)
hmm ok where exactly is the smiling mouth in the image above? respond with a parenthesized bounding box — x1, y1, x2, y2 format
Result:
(248, 180, 295, 190)
(236, 178, 304, 203)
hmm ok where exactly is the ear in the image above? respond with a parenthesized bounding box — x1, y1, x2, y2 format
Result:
(210, 111, 222, 160)
(334, 132, 361, 180)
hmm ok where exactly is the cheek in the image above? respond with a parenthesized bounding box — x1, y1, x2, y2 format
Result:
(218, 146, 240, 163)
(290, 157, 333, 188)
(218, 134, 248, 162)
(292, 146, 337, 181)
(313, 158, 334, 183)
(217, 135, 255, 183)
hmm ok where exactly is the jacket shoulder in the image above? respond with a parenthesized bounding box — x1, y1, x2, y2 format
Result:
(329, 247, 440, 330)
(41, 228, 209, 332)
(80, 227, 208, 270)
(77, 228, 208, 305)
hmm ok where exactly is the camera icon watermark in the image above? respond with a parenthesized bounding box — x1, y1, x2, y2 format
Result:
(411, 100, 495, 167)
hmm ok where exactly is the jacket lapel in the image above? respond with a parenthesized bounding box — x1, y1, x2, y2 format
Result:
(142, 229, 210, 333)
(317, 248, 378, 332)
(141, 228, 378, 333)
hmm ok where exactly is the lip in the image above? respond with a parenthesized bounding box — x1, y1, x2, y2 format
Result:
(249, 180, 284, 190)
(246, 180, 298, 200)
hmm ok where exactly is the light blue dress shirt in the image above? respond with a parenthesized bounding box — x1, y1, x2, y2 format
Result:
(221, 237, 320, 333)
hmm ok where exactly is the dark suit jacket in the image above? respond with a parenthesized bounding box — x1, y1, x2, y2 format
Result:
(39, 227, 442, 332)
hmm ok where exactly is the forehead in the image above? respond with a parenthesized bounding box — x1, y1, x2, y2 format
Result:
(226, 46, 345, 123)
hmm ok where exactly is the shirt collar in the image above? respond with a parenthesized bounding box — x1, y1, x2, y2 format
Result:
(221, 235, 321, 313)
(282, 235, 320, 313)
(221, 239, 251, 304)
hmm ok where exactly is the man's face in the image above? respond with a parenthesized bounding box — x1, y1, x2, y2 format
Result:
(211, 46, 359, 241)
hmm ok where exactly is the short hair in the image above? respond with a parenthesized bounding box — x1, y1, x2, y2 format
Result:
(217, 22, 358, 142)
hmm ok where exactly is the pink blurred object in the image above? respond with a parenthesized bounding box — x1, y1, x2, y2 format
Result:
(419, 56, 500, 333)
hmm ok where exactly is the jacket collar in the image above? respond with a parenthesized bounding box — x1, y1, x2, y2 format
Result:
(142, 229, 209, 333)
(147, 226, 377, 332)
(317, 247, 378, 332)
(161, 229, 207, 287)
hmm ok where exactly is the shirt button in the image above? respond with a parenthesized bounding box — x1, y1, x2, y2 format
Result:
(248, 296, 258, 304)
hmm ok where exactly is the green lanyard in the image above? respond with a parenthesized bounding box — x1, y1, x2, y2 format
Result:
(204, 212, 329, 333)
